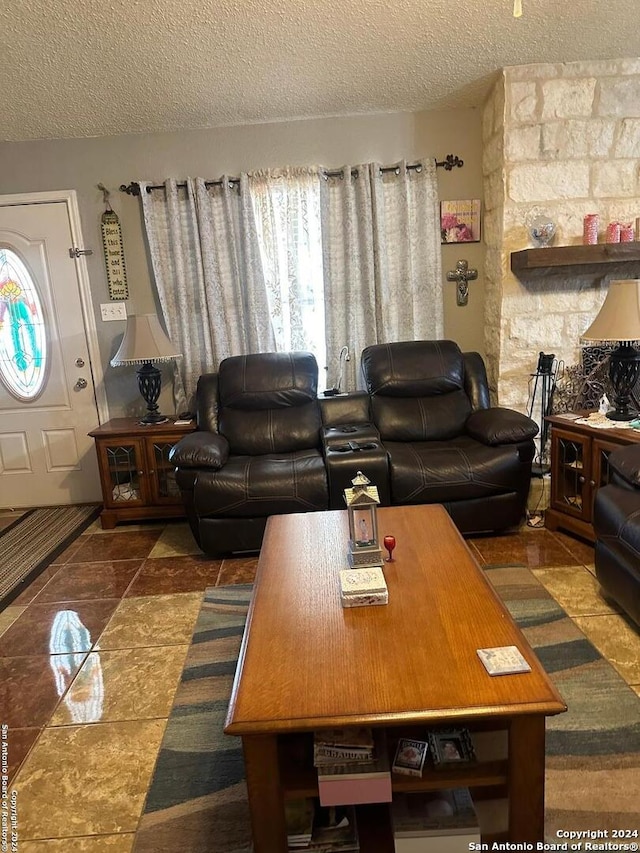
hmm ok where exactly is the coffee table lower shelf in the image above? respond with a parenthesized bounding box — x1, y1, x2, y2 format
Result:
(243, 720, 534, 851)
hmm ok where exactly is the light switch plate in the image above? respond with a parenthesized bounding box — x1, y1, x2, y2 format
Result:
(100, 302, 127, 321)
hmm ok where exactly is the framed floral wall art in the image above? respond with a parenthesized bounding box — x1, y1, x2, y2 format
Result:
(440, 199, 481, 244)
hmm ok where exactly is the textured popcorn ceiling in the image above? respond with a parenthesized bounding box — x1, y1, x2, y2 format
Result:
(2, 0, 638, 142)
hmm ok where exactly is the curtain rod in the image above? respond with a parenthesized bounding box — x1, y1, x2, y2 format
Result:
(119, 154, 463, 196)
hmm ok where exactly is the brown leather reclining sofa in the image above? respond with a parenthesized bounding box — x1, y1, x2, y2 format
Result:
(170, 341, 538, 557)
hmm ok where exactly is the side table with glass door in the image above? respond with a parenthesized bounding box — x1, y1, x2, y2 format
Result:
(545, 413, 640, 541)
(89, 418, 196, 528)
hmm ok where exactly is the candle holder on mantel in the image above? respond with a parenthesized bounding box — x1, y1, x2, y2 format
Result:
(344, 471, 383, 568)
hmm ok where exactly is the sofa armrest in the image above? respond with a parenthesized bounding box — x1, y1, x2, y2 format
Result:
(465, 408, 538, 446)
(608, 445, 640, 489)
(169, 432, 230, 469)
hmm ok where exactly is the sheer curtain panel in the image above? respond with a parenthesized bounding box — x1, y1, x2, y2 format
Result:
(140, 178, 275, 411)
(249, 168, 326, 386)
(320, 160, 443, 390)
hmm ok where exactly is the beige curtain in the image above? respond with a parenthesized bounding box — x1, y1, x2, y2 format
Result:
(140, 178, 275, 411)
(249, 167, 327, 386)
(320, 160, 443, 390)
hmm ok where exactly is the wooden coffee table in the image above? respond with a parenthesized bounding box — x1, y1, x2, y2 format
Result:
(224, 505, 566, 851)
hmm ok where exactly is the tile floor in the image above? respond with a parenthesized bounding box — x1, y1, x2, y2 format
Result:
(1, 512, 639, 850)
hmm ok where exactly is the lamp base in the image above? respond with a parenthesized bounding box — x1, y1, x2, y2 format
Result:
(607, 343, 640, 421)
(139, 413, 170, 425)
(606, 408, 639, 422)
(136, 362, 168, 424)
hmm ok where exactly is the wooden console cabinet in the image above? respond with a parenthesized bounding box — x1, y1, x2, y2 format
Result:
(89, 417, 196, 528)
(545, 413, 640, 541)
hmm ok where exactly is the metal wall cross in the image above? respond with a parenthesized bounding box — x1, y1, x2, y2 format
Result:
(446, 259, 478, 306)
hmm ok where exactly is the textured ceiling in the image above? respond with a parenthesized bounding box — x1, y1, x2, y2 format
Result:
(2, 0, 639, 142)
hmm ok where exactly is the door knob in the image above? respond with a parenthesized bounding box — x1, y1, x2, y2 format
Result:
(75, 357, 85, 367)
(74, 377, 88, 390)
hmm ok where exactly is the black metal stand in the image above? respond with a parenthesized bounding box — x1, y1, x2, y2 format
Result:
(528, 352, 558, 477)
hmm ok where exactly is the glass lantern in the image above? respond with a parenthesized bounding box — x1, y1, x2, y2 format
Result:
(344, 471, 383, 568)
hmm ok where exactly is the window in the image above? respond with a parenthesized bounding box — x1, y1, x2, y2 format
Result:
(0, 247, 48, 400)
(250, 170, 327, 389)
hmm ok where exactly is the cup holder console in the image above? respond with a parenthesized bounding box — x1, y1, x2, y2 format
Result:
(330, 441, 378, 453)
(322, 427, 390, 508)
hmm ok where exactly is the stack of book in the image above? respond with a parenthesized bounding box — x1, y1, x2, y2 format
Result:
(285, 801, 360, 852)
(314, 728, 376, 765)
(314, 728, 392, 807)
(339, 567, 388, 608)
(391, 788, 481, 852)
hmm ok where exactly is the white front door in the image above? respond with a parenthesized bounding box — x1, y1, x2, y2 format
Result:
(0, 195, 105, 507)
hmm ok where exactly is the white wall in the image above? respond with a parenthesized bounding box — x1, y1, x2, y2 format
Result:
(0, 108, 485, 417)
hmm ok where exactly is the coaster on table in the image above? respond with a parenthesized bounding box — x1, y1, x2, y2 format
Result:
(476, 645, 531, 675)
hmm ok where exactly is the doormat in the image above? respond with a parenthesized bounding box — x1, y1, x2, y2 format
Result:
(0, 504, 101, 610)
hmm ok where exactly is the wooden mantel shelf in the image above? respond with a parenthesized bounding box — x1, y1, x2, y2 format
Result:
(511, 241, 640, 272)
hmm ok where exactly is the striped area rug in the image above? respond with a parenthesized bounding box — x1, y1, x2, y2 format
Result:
(0, 504, 101, 609)
(486, 563, 640, 836)
(133, 571, 640, 850)
(134, 585, 253, 853)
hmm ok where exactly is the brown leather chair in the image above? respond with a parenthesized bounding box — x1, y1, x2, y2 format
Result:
(593, 445, 640, 627)
(360, 340, 538, 534)
(171, 351, 329, 556)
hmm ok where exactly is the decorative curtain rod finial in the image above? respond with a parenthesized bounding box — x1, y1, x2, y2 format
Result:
(119, 182, 142, 196)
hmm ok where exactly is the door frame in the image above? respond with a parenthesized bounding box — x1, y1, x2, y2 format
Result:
(0, 189, 109, 424)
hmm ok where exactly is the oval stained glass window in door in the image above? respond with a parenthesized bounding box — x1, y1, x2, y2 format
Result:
(0, 248, 47, 400)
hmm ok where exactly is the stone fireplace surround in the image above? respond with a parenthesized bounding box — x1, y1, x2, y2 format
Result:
(482, 57, 640, 424)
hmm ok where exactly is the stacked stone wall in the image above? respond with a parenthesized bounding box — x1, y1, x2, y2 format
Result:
(482, 58, 640, 414)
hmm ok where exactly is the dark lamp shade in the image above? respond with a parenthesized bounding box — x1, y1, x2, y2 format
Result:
(582, 279, 640, 342)
(110, 314, 181, 366)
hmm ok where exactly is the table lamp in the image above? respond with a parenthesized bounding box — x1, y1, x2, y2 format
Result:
(582, 279, 640, 421)
(111, 313, 182, 424)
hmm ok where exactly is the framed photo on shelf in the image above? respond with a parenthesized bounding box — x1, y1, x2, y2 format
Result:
(440, 199, 481, 244)
(427, 728, 476, 767)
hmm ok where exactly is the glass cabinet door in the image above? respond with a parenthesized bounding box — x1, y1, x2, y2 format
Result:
(148, 438, 182, 504)
(101, 441, 146, 507)
(550, 429, 591, 520)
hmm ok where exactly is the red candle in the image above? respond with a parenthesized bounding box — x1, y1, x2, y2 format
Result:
(383, 535, 396, 562)
(606, 221, 621, 243)
(583, 214, 598, 245)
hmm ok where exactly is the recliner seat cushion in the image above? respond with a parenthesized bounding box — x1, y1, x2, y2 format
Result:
(385, 437, 524, 504)
(193, 449, 328, 518)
